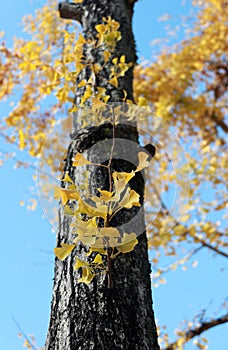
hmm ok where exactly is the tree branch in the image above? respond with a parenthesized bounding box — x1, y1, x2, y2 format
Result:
(164, 314, 228, 350)
(211, 113, 228, 133)
(192, 236, 228, 259)
(12, 316, 37, 350)
(152, 245, 204, 280)
(152, 184, 228, 259)
(58, 2, 83, 23)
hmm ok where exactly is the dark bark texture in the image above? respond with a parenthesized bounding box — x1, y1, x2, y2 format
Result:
(45, 1, 159, 349)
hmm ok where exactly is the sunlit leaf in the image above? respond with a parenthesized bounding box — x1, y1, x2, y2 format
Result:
(120, 189, 141, 209)
(98, 227, 120, 238)
(78, 198, 108, 219)
(95, 24, 106, 34)
(61, 173, 74, 183)
(19, 129, 25, 150)
(138, 96, 149, 107)
(109, 76, 118, 87)
(118, 233, 138, 253)
(54, 187, 79, 205)
(74, 258, 89, 270)
(92, 254, 103, 264)
(78, 266, 95, 284)
(54, 243, 75, 260)
(112, 171, 135, 200)
(136, 152, 150, 172)
(63, 204, 74, 216)
(72, 153, 92, 166)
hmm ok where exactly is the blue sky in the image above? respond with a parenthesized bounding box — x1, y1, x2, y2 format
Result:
(0, 1, 227, 349)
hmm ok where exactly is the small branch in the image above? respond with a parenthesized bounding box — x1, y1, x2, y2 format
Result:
(58, 2, 83, 23)
(153, 245, 204, 279)
(0, 147, 57, 182)
(192, 236, 228, 259)
(12, 316, 37, 350)
(211, 112, 228, 133)
(152, 184, 228, 259)
(164, 314, 228, 350)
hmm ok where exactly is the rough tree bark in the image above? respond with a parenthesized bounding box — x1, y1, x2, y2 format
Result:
(45, 1, 159, 349)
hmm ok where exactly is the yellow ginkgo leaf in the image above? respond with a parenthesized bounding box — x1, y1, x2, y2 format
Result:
(119, 189, 140, 209)
(95, 24, 106, 34)
(103, 95, 110, 103)
(54, 187, 79, 206)
(103, 51, 111, 62)
(78, 198, 108, 219)
(98, 227, 121, 239)
(72, 153, 92, 166)
(78, 267, 95, 284)
(91, 237, 105, 248)
(95, 189, 115, 202)
(81, 236, 97, 246)
(87, 75, 93, 84)
(74, 258, 89, 270)
(112, 171, 135, 200)
(92, 254, 103, 264)
(97, 86, 106, 95)
(63, 204, 74, 216)
(81, 85, 92, 105)
(138, 96, 149, 107)
(91, 97, 105, 106)
(69, 105, 78, 114)
(54, 243, 75, 261)
(112, 57, 118, 65)
(109, 76, 118, 88)
(61, 173, 74, 183)
(98, 227, 120, 247)
(118, 233, 138, 253)
(120, 55, 125, 63)
(19, 129, 25, 150)
(77, 217, 98, 230)
(68, 184, 77, 190)
(136, 152, 150, 172)
(99, 189, 113, 197)
(87, 247, 108, 256)
(76, 217, 98, 241)
(113, 171, 135, 184)
(77, 33, 86, 45)
(78, 79, 87, 88)
(92, 63, 101, 74)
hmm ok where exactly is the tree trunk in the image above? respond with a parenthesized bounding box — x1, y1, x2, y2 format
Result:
(45, 1, 159, 349)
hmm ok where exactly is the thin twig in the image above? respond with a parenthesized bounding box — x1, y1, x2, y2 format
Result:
(108, 107, 116, 193)
(152, 183, 228, 259)
(12, 316, 37, 350)
(152, 245, 204, 279)
(192, 236, 228, 258)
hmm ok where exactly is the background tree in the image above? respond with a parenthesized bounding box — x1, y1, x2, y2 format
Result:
(0, 0, 227, 349)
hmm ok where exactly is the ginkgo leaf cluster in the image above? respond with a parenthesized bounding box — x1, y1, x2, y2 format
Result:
(53, 151, 151, 284)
